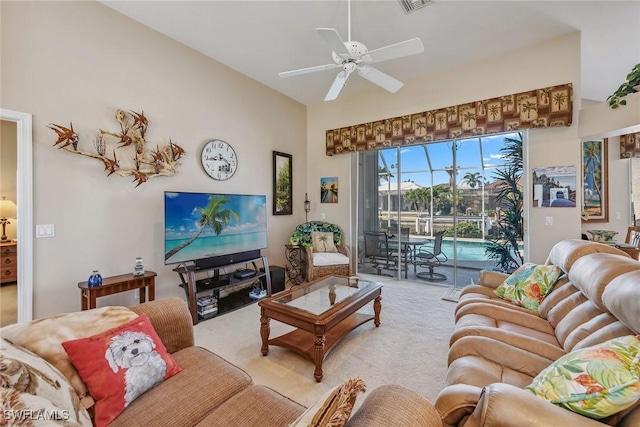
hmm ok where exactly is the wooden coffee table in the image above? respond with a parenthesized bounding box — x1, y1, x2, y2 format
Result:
(259, 275, 382, 382)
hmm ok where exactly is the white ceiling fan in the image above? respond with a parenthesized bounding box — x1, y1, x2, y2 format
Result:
(279, 0, 425, 101)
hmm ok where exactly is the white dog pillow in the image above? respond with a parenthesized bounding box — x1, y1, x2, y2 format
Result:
(63, 315, 181, 427)
(105, 330, 168, 407)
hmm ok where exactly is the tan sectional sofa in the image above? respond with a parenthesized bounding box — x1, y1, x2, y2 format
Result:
(1, 297, 440, 426)
(435, 239, 640, 426)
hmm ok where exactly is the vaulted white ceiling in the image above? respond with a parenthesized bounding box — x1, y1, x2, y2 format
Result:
(101, 0, 640, 106)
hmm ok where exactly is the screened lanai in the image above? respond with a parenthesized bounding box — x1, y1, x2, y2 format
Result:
(357, 132, 525, 293)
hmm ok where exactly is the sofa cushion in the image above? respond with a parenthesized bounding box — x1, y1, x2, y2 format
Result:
(108, 346, 252, 427)
(602, 270, 640, 334)
(526, 335, 640, 419)
(0, 338, 92, 426)
(546, 239, 630, 273)
(0, 306, 138, 407)
(494, 263, 562, 311)
(567, 253, 640, 311)
(290, 377, 366, 427)
(312, 231, 338, 253)
(199, 385, 304, 427)
(62, 315, 181, 427)
(313, 252, 350, 267)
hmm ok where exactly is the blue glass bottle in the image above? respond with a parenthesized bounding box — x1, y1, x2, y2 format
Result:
(88, 270, 102, 287)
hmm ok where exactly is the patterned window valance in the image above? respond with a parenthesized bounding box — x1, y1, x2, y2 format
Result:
(620, 132, 640, 158)
(325, 83, 573, 156)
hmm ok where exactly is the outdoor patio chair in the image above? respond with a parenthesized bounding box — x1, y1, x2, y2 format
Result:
(414, 231, 448, 281)
(363, 231, 397, 276)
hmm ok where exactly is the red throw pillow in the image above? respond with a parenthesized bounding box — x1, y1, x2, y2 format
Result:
(62, 314, 181, 427)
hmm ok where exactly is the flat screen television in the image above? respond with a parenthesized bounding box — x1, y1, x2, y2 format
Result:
(164, 191, 268, 265)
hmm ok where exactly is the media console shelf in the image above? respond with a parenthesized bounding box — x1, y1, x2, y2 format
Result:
(174, 252, 271, 324)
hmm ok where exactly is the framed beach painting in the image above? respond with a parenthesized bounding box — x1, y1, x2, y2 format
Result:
(273, 151, 292, 215)
(582, 139, 608, 222)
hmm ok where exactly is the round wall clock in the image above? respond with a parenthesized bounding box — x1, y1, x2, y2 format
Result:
(201, 139, 237, 181)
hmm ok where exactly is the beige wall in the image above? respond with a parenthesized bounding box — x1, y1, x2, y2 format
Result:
(307, 32, 587, 263)
(1, 1, 306, 317)
(0, 120, 17, 240)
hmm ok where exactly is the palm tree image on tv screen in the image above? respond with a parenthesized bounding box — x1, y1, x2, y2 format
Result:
(164, 192, 268, 264)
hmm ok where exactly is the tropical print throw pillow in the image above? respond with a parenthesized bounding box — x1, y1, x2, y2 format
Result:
(494, 262, 562, 311)
(526, 335, 640, 419)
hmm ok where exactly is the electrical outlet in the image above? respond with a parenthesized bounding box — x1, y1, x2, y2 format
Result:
(545, 216, 553, 226)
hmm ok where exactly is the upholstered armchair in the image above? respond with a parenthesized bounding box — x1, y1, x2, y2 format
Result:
(290, 221, 352, 282)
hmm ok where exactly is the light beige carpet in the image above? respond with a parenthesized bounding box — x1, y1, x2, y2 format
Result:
(193, 274, 456, 408)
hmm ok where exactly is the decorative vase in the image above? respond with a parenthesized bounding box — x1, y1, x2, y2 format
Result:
(587, 229, 618, 243)
(133, 257, 145, 276)
(88, 270, 102, 287)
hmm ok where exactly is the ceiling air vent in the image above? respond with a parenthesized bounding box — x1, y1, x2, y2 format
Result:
(399, 0, 434, 14)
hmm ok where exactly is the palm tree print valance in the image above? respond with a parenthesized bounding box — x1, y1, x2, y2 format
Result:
(325, 83, 573, 156)
(620, 132, 640, 158)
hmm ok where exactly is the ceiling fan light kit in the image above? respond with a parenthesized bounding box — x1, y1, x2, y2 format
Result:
(279, 0, 425, 101)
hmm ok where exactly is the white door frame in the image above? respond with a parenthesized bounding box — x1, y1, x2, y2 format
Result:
(1, 109, 33, 322)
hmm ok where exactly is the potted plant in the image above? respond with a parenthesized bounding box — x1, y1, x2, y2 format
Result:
(607, 63, 640, 109)
(485, 133, 524, 273)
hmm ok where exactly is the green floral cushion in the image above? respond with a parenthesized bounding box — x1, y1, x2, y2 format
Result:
(526, 335, 640, 419)
(291, 221, 343, 248)
(494, 262, 562, 311)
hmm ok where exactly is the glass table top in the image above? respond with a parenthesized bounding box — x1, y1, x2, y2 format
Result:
(272, 276, 377, 316)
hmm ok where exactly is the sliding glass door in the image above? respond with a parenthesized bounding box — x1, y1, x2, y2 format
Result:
(357, 132, 525, 289)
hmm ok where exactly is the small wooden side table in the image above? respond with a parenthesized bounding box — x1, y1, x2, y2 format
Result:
(78, 271, 157, 310)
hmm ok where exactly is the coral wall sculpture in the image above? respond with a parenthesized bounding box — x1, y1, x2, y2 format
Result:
(48, 109, 185, 187)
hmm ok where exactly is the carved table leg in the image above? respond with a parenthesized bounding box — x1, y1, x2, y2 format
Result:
(260, 312, 270, 356)
(313, 334, 326, 382)
(374, 295, 382, 327)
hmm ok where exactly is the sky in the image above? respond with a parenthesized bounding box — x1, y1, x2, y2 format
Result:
(164, 192, 267, 240)
(378, 133, 518, 187)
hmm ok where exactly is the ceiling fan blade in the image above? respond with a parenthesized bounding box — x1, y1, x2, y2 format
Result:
(279, 63, 340, 78)
(365, 38, 424, 64)
(316, 28, 350, 57)
(357, 66, 403, 93)
(325, 69, 353, 101)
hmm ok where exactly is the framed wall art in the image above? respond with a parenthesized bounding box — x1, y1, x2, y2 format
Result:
(582, 139, 608, 222)
(532, 165, 577, 208)
(273, 151, 292, 215)
(321, 177, 338, 203)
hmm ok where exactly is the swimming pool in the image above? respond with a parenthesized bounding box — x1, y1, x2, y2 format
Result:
(440, 239, 490, 261)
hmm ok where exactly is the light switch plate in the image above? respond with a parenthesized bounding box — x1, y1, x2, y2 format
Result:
(35, 224, 55, 238)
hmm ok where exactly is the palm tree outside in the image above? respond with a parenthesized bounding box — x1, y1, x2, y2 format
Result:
(463, 172, 483, 189)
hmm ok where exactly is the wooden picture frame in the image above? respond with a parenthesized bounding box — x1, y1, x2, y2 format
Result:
(273, 151, 292, 215)
(582, 138, 608, 222)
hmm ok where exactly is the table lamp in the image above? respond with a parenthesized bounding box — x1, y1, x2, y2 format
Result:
(0, 197, 17, 242)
